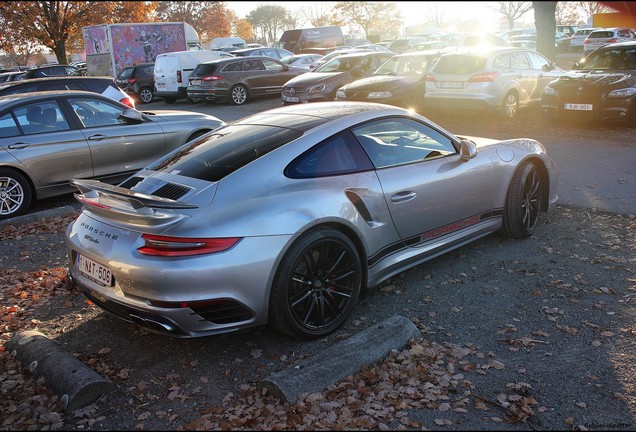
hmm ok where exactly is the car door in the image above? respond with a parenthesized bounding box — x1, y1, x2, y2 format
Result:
(247, 59, 297, 95)
(352, 117, 498, 247)
(1, 99, 92, 187)
(525, 51, 563, 102)
(508, 50, 535, 106)
(67, 96, 166, 177)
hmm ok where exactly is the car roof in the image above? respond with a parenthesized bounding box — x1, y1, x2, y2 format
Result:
(0, 89, 121, 108)
(0, 76, 114, 90)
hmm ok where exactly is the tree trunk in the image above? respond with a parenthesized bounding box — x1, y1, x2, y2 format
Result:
(53, 43, 68, 65)
(533, 1, 557, 61)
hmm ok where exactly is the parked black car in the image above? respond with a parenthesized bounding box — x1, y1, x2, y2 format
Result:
(335, 49, 452, 108)
(541, 41, 636, 124)
(0, 76, 135, 108)
(19, 65, 81, 79)
(187, 56, 299, 105)
(115, 63, 155, 104)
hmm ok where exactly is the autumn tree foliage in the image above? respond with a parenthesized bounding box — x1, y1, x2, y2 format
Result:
(153, 1, 235, 42)
(0, 1, 156, 65)
(333, 1, 402, 39)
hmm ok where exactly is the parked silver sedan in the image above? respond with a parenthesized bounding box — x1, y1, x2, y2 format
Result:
(65, 102, 559, 339)
(0, 91, 224, 218)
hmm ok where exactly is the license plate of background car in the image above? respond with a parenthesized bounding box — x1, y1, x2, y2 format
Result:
(564, 103, 593, 111)
(440, 81, 464, 89)
(283, 95, 299, 102)
(76, 253, 113, 286)
(190, 80, 202, 85)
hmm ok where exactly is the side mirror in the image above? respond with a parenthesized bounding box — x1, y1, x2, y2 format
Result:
(542, 62, 555, 72)
(119, 108, 144, 124)
(572, 61, 581, 69)
(459, 139, 477, 161)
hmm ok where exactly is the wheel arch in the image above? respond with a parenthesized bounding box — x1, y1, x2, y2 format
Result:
(0, 164, 37, 198)
(512, 155, 551, 212)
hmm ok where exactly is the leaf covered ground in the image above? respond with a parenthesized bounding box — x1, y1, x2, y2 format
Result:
(1, 207, 635, 431)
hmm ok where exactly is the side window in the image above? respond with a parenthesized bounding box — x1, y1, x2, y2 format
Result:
(262, 59, 283, 71)
(493, 54, 510, 69)
(0, 112, 20, 137)
(14, 101, 70, 134)
(286, 130, 373, 178)
(222, 62, 241, 72)
(3, 84, 38, 94)
(352, 118, 456, 169)
(69, 98, 126, 128)
(252, 50, 263, 56)
(526, 51, 550, 70)
(510, 51, 531, 69)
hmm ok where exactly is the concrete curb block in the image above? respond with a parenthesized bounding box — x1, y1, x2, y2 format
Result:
(0, 205, 79, 229)
(7, 330, 120, 412)
(259, 315, 421, 404)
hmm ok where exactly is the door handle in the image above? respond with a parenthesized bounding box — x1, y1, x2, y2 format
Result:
(391, 191, 417, 203)
(8, 142, 30, 149)
(87, 134, 107, 141)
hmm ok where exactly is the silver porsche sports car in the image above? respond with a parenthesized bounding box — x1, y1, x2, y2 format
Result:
(65, 102, 559, 339)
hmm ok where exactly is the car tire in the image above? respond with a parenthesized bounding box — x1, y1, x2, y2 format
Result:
(138, 87, 154, 104)
(230, 85, 248, 105)
(269, 227, 362, 338)
(500, 91, 519, 120)
(0, 168, 32, 220)
(163, 97, 177, 104)
(501, 161, 543, 239)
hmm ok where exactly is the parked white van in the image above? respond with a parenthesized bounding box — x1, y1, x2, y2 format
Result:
(154, 50, 232, 103)
(210, 37, 247, 50)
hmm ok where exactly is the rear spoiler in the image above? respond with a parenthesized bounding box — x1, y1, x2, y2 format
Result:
(71, 179, 198, 210)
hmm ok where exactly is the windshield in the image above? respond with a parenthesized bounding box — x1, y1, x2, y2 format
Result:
(374, 55, 429, 76)
(315, 56, 363, 73)
(579, 46, 636, 71)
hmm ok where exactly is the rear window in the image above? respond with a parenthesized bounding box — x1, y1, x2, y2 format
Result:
(149, 124, 302, 182)
(191, 63, 219, 77)
(432, 54, 487, 74)
(81, 79, 109, 92)
(589, 31, 614, 38)
(118, 68, 134, 79)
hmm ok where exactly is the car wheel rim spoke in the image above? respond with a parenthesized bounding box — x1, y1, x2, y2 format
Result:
(521, 169, 540, 230)
(0, 177, 23, 215)
(288, 239, 357, 331)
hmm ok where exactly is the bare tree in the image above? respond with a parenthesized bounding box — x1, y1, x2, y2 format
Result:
(303, 3, 334, 27)
(334, 1, 402, 38)
(576, 0, 614, 20)
(490, 1, 534, 30)
(556, 2, 585, 24)
(246, 4, 291, 45)
(425, 2, 449, 28)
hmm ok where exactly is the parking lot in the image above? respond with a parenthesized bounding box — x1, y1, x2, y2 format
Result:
(1, 56, 636, 430)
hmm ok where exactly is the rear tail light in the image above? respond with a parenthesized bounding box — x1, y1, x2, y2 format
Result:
(607, 38, 618, 43)
(120, 97, 135, 108)
(177, 70, 182, 83)
(138, 234, 241, 256)
(425, 73, 436, 82)
(127, 78, 137, 84)
(202, 75, 222, 81)
(469, 72, 500, 82)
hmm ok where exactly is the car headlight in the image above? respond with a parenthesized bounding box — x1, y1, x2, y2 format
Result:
(308, 84, 327, 94)
(336, 89, 346, 98)
(542, 86, 558, 97)
(607, 87, 636, 98)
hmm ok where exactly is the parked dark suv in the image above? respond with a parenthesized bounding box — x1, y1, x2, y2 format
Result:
(0, 76, 135, 108)
(187, 56, 299, 105)
(115, 63, 155, 104)
(19, 65, 81, 79)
